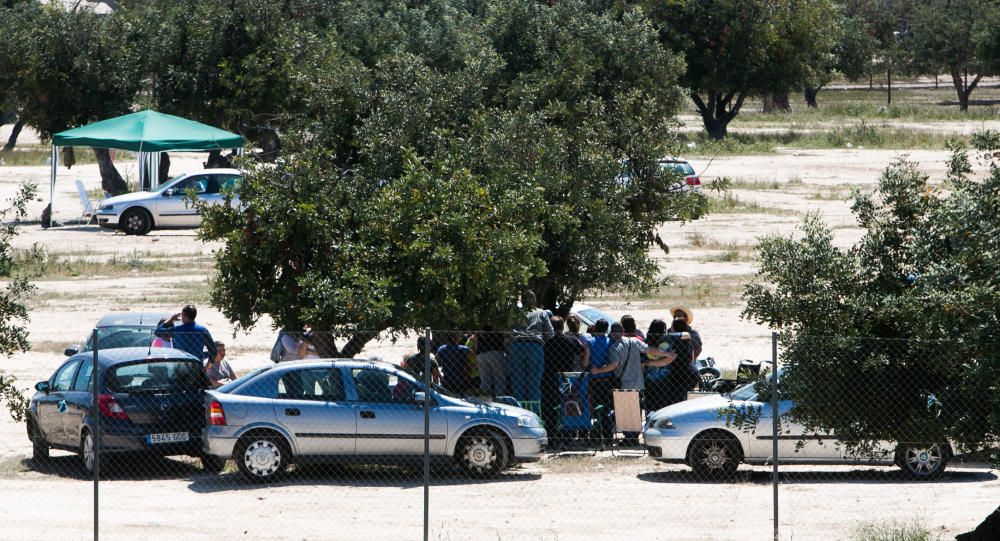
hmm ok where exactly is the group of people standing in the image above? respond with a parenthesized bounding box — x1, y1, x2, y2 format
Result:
(398, 295, 703, 444)
(151, 304, 235, 388)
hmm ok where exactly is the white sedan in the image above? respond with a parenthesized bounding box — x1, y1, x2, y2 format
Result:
(96, 169, 242, 235)
(643, 380, 952, 479)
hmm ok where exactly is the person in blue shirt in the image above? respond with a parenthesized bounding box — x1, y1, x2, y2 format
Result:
(156, 305, 216, 362)
(584, 319, 614, 444)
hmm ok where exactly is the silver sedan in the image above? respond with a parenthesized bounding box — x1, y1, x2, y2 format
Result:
(203, 359, 546, 482)
(643, 380, 952, 479)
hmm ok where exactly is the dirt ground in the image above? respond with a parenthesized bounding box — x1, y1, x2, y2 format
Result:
(0, 128, 995, 540)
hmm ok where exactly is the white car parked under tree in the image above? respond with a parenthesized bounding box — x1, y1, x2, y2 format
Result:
(96, 169, 242, 235)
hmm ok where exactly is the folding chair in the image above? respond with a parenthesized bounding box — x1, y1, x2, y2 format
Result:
(611, 389, 646, 456)
(75, 179, 96, 224)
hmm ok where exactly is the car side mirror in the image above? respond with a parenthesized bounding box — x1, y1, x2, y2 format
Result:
(35, 381, 50, 394)
(64, 346, 79, 356)
(413, 391, 434, 405)
(163, 189, 175, 197)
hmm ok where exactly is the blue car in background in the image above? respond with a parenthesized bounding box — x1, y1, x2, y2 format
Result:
(27, 347, 223, 474)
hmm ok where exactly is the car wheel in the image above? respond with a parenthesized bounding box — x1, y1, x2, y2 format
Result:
(201, 454, 227, 474)
(28, 419, 48, 462)
(235, 433, 289, 482)
(455, 428, 509, 478)
(81, 430, 96, 474)
(121, 208, 153, 235)
(897, 443, 949, 479)
(689, 432, 741, 478)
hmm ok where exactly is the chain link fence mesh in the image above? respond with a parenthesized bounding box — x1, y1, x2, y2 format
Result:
(5, 327, 996, 540)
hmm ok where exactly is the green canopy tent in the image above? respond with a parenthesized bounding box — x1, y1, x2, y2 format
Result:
(49, 110, 244, 218)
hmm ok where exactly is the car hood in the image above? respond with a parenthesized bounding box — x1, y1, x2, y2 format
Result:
(648, 392, 736, 420)
(438, 395, 533, 418)
(102, 191, 154, 205)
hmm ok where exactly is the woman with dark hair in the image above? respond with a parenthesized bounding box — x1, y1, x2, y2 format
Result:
(643, 319, 677, 411)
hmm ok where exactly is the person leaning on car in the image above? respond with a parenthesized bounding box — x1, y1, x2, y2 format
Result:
(156, 305, 216, 362)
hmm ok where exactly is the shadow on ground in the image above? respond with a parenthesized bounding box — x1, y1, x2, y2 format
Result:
(637, 467, 996, 485)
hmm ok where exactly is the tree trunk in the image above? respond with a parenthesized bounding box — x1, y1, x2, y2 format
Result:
(804, 87, 820, 108)
(692, 91, 744, 140)
(761, 92, 791, 113)
(2, 119, 25, 152)
(950, 67, 982, 112)
(93, 148, 128, 195)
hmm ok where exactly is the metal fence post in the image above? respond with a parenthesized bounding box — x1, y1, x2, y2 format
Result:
(92, 328, 100, 541)
(423, 327, 431, 541)
(771, 331, 779, 541)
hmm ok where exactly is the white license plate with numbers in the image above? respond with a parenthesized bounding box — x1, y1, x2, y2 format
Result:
(146, 432, 189, 444)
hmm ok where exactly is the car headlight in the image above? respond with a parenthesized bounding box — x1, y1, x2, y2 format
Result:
(650, 417, 675, 430)
(99, 202, 114, 211)
(516, 414, 541, 428)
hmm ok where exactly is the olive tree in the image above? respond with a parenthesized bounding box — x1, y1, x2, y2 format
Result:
(744, 140, 1000, 451)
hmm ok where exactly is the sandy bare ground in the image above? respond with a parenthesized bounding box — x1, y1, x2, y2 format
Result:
(0, 134, 994, 539)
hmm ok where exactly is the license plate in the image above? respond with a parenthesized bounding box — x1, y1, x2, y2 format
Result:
(146, 432, 189, 444)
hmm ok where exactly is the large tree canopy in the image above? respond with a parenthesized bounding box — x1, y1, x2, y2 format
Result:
(645, 0, 838, 138)
(199, 0, 702, 350)
(744, 140, 1000, 450)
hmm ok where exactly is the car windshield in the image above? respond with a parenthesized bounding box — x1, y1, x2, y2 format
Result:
(659, 161, 696, 176)
(107, 360, 207, 393)
(730, 381, 760, 401)
(80, 326, 156, 352)
(152, 174, 187, 192)
(575, 307, 615, 326)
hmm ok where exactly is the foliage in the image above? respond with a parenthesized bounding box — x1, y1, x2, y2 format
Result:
(200, 0, 702, 345)
(0, 2, 147, 139)
(645, 0, 839, 138)
(743, 138, 1000, 450)
(906, 0, 1000, 110)
(0, 183, 38, 421)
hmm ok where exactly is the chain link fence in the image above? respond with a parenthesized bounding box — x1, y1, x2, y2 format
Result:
(8, 326, 997, 540)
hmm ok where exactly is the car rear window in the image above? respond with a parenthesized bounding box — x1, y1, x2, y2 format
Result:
(107, 360, 207, 393)
(80, 326, 156, 352)
(660, 161, 695, 176)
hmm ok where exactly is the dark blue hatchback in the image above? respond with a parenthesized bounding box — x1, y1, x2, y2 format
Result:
(26, 347, 224, 474)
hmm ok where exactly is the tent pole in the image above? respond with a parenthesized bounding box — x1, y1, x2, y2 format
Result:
(49, 144, 56, 216)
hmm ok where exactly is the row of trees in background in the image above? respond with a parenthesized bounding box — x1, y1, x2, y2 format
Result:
(3, 0, 1000, 152)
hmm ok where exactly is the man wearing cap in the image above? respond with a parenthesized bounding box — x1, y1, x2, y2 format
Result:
(665, 306, 702, 405)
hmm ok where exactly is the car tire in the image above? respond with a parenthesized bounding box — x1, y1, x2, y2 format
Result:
(689, 431, 741, 478)
(896, 443, 949, 480)
(28, 418, 49, 462)
(455, 428, 509, 478)
(121, 208, 153, 236)
(81, 429, 97, 475)
(201, 454, 227, 474)
(234, 433, 290, 483)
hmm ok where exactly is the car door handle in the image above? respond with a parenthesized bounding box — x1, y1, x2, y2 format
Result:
(284, 408, 300, 417)
(360, 410, 376, 419)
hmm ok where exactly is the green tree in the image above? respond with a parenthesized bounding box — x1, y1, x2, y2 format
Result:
(743, 140, 1000, 451)
(645, 0, 838, 138)
(0, 183, 39, 421)
(907, 0, 1000, 111)
(803, 4, 877, 107)
(0, 2, 148, 194)
(200, 0, 699, 349)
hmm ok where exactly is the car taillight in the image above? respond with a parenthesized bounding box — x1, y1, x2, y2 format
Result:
(98, 394, 128, 420)
(685, 176, 701, 186)
(209, 400, 227, 426)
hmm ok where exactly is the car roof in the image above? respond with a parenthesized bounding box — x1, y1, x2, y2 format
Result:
(70, 347, 199, 367)
(180, 168, 242, 176)
(96, 312, 171, 328)
(259, 358, 405, 374)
